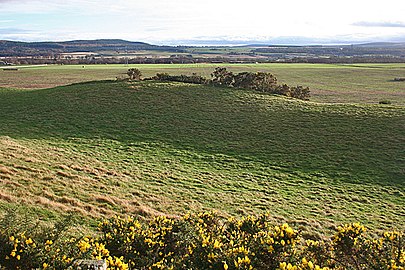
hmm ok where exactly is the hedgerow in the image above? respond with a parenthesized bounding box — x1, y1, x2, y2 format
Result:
(0, 211, 404, 269)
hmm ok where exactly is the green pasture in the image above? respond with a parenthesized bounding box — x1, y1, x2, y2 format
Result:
(1, 63, 404, 105)
(0, 79, 404, 234)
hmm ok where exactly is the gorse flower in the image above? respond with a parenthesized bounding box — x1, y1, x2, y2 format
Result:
(0, 212, 403, 269)
(77, 238, 92, 253)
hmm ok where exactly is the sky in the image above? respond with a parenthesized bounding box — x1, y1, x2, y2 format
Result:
(1, 0, 405, 45)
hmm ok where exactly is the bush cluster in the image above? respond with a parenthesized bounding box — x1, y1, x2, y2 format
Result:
(127, 68, 142, 81)
(130, 67, 310, 100)
(0, 213, 128, 270)
(210, 67, 310, 100)
(152, 73, 208, 84)
(1, 212, 404, 269)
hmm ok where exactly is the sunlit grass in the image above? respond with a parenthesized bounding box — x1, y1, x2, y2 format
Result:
(0, 80, 403, 234)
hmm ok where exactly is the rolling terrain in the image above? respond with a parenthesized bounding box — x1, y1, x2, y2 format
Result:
(0, 73, 404, 234)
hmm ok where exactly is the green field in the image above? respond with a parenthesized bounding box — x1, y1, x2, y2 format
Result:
(0, 63, 404, 235)
(1, 63, 405, 105)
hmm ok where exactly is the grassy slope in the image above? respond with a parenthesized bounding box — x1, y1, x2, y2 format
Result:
(0, 80, 404, 234)
(1, 63, 405, 105)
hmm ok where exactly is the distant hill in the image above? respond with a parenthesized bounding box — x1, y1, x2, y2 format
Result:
(0, 39, 183, 57)
(355, 42, 405, 48)
(2, 39, 405, 62)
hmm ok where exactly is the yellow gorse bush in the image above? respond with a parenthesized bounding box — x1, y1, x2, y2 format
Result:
(0, 212, 404, 269)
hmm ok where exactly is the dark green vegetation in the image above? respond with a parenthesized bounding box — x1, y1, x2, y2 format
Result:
(0, 75, 404, 234)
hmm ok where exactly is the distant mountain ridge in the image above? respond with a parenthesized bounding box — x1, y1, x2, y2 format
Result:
(0, 39, 182, 57)
(355, 42, 405, 48)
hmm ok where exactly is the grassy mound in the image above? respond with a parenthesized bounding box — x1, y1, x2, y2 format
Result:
(0, 80, 404, 234)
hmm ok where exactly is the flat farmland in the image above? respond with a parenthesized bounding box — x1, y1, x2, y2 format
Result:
(1, 63, 405, 105)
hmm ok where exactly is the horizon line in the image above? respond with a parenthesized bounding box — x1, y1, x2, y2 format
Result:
(1, 38, 405, 47)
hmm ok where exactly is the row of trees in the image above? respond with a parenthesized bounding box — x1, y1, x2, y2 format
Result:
(128, 67, 311, 100)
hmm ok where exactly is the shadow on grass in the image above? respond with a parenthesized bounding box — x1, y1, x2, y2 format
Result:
(0, 80, 404, 187)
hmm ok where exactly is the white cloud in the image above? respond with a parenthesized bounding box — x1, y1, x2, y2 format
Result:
(352, 21, 405, 28)
(1, 0, 405, 43)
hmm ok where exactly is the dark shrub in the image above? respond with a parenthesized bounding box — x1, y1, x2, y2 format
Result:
(210, 67, 234, 87)
(153, 73, 172, 81)
(289, 85, 311, 100)
(153, 73, 208, 85)
(127, 68, 142, 81)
